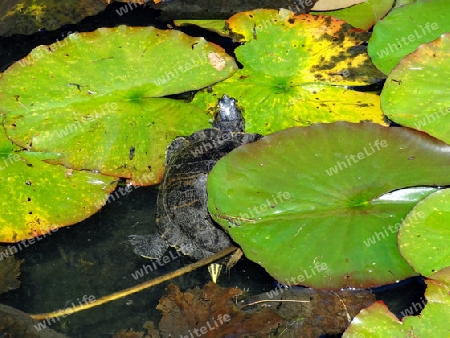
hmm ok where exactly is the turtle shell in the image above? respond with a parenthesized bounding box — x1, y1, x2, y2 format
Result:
(157, 127, 262, 260)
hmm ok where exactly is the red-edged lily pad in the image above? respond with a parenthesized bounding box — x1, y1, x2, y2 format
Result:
(207, 122, 450, 288)
(193, 10, 386, 135)
(368, 0, 450, 74)
(344, 267, 450, 336)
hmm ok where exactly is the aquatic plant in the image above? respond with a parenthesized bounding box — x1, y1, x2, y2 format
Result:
(0, 25, 237, 241)
(1, 2, 450, 334)
(207, 122, 450, 289)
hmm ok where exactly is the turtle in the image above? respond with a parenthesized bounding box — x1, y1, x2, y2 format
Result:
(129, 95, 262, 260)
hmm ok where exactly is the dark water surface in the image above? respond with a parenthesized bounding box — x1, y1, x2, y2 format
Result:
(0, 185, 274, 337)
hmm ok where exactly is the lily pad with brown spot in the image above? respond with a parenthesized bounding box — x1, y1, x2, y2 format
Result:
(0, 119, 117, 243)
(194, 10, 386, 135)
(0, 25, 237, 185)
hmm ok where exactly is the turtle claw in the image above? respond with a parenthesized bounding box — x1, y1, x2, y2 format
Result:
(128, 234, 168, 260)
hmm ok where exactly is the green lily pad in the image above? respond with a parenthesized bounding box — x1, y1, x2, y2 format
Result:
(311, 0, 366, 11)
(0, 118, 117, 243)
(381, 33, 450, 144)
(194, 10, 386, 135)
(394, 0, 416, 6)
(343, 267, 450, 336)
(5, 97, 211, 184)
(311, 0, 394, 30)
(207, 122, 450, 288)
(0, 25, 237, 184)
(398, 189, 450, 277)
(368, 0, 450, 74)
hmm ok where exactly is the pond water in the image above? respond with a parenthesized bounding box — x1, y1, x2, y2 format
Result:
(0, 182, 426, 337)
(0, 185, 276, 337)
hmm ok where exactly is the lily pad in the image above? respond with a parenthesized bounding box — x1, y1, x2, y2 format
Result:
(0, 120, 117, 243)
(226, 10, 383, 85)
(5, 97, 211, 184)
(194, 10, 386, 135)
(368, 0, 450, 74)
(311, 0, 366, 11)
(0, 25, 237, 184)
(398, 189, 450, 277)
(311, 0, 394, 30)
(207, 122, 450, 288)
(381, 33, 450, 144)
(394, 0, 416, 6)
(343, 267, 450, 336)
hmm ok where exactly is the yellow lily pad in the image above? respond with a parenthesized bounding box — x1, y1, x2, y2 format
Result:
(194, 9, 387, 135)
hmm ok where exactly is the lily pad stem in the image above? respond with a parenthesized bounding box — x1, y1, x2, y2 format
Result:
(30, 246, 237, 321)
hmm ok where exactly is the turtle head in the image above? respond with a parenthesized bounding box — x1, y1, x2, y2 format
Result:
(213, 95, 245, 132)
